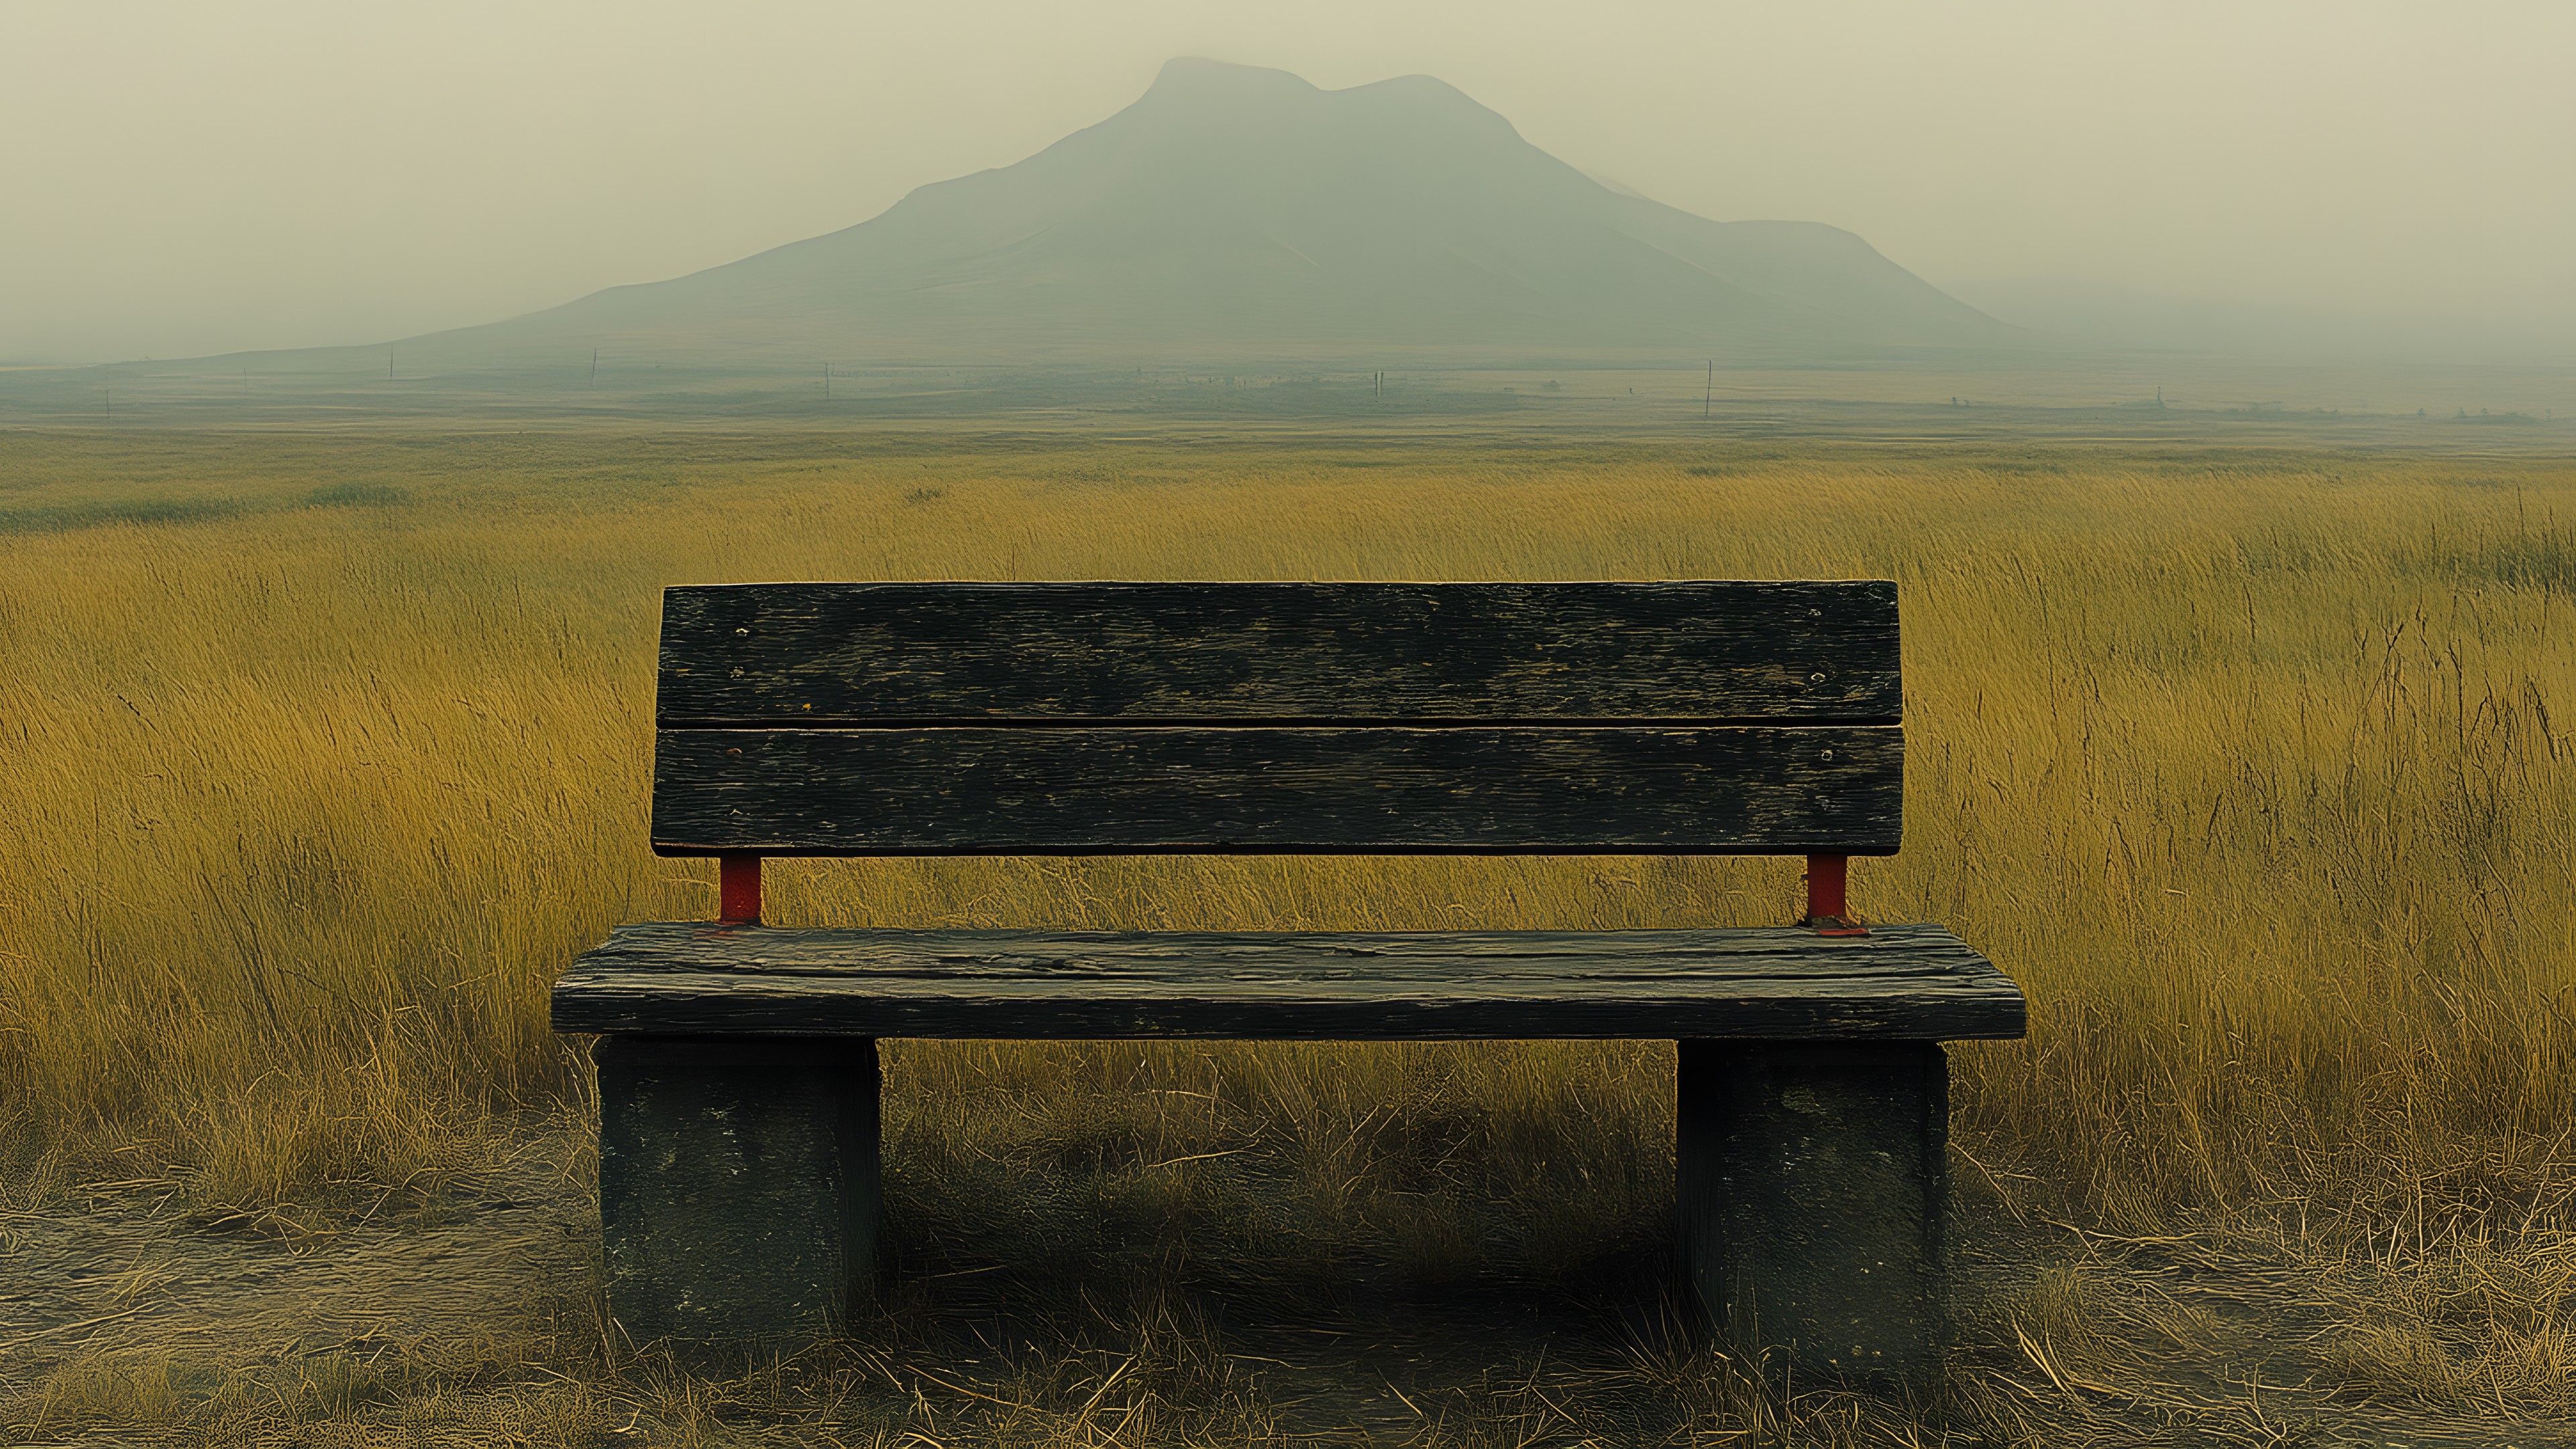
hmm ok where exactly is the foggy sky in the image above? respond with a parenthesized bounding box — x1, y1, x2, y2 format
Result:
(6, 0, 2571, 365)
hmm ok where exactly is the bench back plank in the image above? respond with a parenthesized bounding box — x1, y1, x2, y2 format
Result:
(651, 581, 1903, 857)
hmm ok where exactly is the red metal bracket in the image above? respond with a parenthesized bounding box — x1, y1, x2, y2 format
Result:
(718, 853, 763, 925)
(1802, 854, 1869, 936)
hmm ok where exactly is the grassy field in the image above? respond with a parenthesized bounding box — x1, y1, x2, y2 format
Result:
(1, 427, 2573, 1444)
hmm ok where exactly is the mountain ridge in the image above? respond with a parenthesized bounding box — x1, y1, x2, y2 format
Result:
(400, 58, 2015, 370)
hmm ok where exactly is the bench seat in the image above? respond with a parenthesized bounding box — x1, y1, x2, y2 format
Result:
(553, 922, 2025, 1041)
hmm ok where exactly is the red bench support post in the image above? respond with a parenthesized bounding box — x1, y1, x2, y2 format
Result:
(1803, 854, 1867, 937)
(720, 854, 763, 925)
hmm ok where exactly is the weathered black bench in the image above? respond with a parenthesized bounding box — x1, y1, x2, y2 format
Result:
(554, 581, 2025, 1391)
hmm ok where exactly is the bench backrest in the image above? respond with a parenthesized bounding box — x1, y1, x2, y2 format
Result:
(651, 582, 1901, 869)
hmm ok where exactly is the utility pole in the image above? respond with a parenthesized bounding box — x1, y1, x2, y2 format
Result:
(824, 362, 832, 400)
(388, 344, 395, 381)
(1375, 370, 1381, 398)
(1704, 360, 1713, 420)
(103, 388, 111, 429)
(590, 348, 598, 386)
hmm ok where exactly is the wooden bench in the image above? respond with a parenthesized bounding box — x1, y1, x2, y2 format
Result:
(553, 581, 2025, 1391)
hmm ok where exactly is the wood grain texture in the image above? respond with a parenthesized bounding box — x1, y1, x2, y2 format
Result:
(553, 923, 2025, 1040)
(656, 582, 1900, 726)
(650, 725, 1902, 855)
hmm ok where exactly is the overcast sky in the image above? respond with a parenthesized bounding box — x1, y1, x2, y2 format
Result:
(5, 0, 2570, 364)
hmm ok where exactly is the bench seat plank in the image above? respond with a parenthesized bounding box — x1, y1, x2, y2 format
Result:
(553, 923, 2023, 1040)
(651, 725, 1902, 855)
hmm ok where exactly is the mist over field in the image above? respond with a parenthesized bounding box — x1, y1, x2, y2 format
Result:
(4, 0, 2571, 374)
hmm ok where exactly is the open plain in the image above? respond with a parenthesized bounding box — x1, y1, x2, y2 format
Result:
(2, 417, 2573, 1446)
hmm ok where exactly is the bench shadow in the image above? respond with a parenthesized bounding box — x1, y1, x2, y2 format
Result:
(859, 1040, 1729, 1440)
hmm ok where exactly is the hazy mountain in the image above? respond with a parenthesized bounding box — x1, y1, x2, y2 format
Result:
(403, 58, 2015, 370)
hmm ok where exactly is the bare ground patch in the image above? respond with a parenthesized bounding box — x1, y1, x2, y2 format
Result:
(3, 1124, 2570, 1447)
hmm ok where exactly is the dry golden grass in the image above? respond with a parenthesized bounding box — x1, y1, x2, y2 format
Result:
(2, 428, 2573, 1443)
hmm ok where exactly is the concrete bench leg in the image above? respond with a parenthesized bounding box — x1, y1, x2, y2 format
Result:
(594, 1035, 881, 1355)
(1676, 1040, 1948, 1394)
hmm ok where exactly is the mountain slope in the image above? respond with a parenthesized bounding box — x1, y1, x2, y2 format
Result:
(409, 58, 2010, 369)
